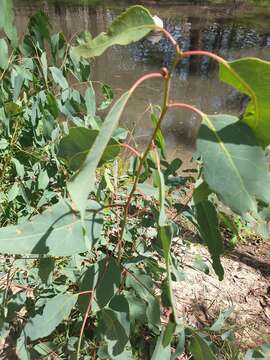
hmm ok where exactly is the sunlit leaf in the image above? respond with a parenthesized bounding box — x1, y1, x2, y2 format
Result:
(0, 200, 103, 255)
(197, 114, 270, 215)
(0, 0, 17, 46)
(68, 91, 130, 216)
(210, 307, 234, 332)
(195, 200, 224, 281)
(72, 5, 155, 58)
(50, 66, 68, 89)
(0, 38, 8, 70)
(85, 84, 96, 118)
(220, 58, 270, 146)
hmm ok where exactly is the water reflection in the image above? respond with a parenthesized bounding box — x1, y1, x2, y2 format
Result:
(14, 1, 270, 154)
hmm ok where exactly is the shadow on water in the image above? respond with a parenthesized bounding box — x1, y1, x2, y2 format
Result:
(14, 0, 270, 158)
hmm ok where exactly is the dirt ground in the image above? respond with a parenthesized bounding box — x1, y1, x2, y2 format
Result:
(172, 236, 270, 351)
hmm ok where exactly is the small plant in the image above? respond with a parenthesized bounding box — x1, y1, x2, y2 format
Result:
(0, 1, 270, 359)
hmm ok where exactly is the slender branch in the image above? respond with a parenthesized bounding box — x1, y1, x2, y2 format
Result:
(168, 102, 205, 119)
(181, 50, 258, 126)
(122, 266, 156, 298)
(129, 72, 163, 94)
(117, 143, 142, 158)
(117, 55, 182, 261)
(181, 50, 227, 66)
(76, 290, 94, 360)
(158, 27, 177, 47)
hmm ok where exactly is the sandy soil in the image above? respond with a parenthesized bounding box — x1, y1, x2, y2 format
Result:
(172, 237, 270, 350)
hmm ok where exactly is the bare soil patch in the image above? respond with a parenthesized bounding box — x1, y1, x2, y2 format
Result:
(173, 238, 270, 350)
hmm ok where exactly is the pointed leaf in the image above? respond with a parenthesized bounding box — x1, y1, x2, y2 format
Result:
(85, 84, 96, 118)
(0, 38, 8, 70)
(210, 307, 234, 332)
(0, 200, 103, 255)
(151, 329, 171, 360)
(24, 294, 78, 341)
(38, 169, 49, 190)
(220, 58, 270, 146)
(197, 114, 270, 215)
(50, 66, 68, 89)
(171, 331, 185, 360)
(72, 6, 155, 58)
(68, 91, 130, 216)
(195, 200, 224, 281)
(0, 0, 17, 46)
(163, 319, 176, 347)
(40, 52, 48, 81)
(189, 333, 216, 360)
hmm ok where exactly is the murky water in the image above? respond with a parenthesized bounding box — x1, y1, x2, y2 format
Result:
(14, 1, 270, 157)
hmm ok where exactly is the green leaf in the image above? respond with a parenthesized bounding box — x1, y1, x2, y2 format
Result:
(68, 91, 130, 216)
(40, 52, 48, 82)
(210, 307, 234, 332)
(27, 11, 51, 51)
(0, 0, 17, 47)
(189, 333, 216, 360)
(154, 170, 167, 226)
(85, 84, 96, 118)
(16, 332, 30, 360)
(163, 319, 176, 347)
(196, 114, 270, 215)
(78, 263, 99, 314)
(13, 73, 24, 101)
(96, 257, 121, 308)
(220, 58, 270, 146)
(50, 66, 68, 89)
(38, 169, 49, 190)
(97, 308, 129, 357)
(151, 112, 165, 156)
(195, 200, 224, 281)
(125, 292, 146, 322)
(38, 258, 55, 286)
(24, 294, 78, 341)
(0, 138, 9, 149)
(0, 38, 8, 70)
(0, 200, 103, 255)
(79, 257, 121, 314)
(171, 331, 185, 360)
(72, 5, 155, 58)
(158, 225, 178, 342)
(33, 342, 57, 356)
(151, 329, 171, 360)
(58, 127, 120, 172)
(8, 182, 19, 202)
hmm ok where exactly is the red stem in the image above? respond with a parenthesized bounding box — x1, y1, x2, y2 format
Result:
(168, 102, 205, 119)
(181, 50, 227, 66)
(77, 290, 93, 296)
(158, 27, 178, 47)
(118, 143, 141, 158)
(129, 72, 164, 94)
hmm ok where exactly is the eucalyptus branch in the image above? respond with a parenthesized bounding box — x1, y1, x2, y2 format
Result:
(117, 54, 182, 261)
(181, 50, 256, 116)
(168, 102, 205, 119)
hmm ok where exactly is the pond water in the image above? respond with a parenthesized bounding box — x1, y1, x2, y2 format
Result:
(14, 1, 270, 158)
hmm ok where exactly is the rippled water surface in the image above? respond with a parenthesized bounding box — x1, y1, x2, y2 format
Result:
(14, 1, 270, 156)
